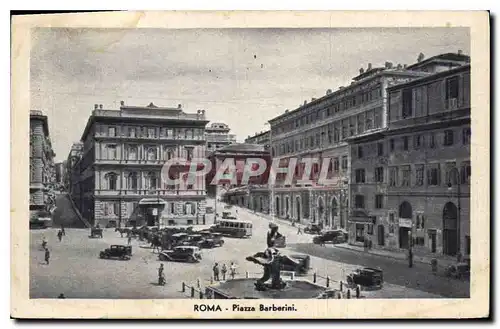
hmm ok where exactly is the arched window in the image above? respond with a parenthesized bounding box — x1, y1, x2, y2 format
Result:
(443, 202, 458, 220)
(127, 172, 138, 190)
(331, 198, 338, 216)
(318, 197, 325, 217)
(128, 146, 138, 160)
(105, 172, 118, 190)
(147, 147, 157, 161)
(146, 172, 157, 190)
(398, 201, 412, 219)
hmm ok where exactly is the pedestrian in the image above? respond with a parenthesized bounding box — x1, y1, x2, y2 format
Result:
(221, 263, 228, 281)
(61, 224, 65, 236)
(120, 229, 124, 238)
(57, 230, 63, 242)
(297, 225, 302, 235)
(128, 235, 132, 245)
(230, 262, 236, 279)
(213, 262, 220, 281)
(44, 248, 50, 265)
(41, 236, 47, 250)
(58, 293, 65, 299)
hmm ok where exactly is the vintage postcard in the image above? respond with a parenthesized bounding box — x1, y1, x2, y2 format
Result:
(11, 11, 490, 319)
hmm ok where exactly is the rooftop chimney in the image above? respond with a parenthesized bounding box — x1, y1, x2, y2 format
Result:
(458, 49, 463, 55)
(417, 52, 425, 63)
(367, 63, 372, 71)
(120, 100, 125, 106)
(94, 104, 98, 110)
(326, 89, 332, 95)
(359, 68, 365, 74)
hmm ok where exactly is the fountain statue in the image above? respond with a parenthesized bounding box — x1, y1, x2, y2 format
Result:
(245, 223, 286, 291)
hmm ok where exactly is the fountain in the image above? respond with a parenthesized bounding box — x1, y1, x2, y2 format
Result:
(204, 224, 335, 299)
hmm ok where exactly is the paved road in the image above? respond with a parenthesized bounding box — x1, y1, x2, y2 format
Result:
(30, 198, 450, 299)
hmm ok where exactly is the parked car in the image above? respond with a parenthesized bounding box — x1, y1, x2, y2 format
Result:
(89, 227, 103, 238)
(281, 254, 311, 275)
(182, 234, 205, 247)
(346, 267, 384, 287)
(445, 262, 470, 280)
(99, 245, 132, 260)
(158, 246, 202, 263)
(304, 224, 322, 235)
(198, 232, 225, 248)
(313, 230, 347, 245)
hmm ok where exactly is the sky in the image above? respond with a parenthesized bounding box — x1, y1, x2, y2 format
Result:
(30, 27, 470, 162)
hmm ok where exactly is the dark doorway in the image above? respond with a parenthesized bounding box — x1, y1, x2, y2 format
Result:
(465, 235, 470, 256)
(443, 202, 458, 256)
(399, 227, 410, 249)
(429, 230, 437, 253)
(377, 225, 385, 246)
(146, 208, 156, 226)
(296, 197, 301, 221)
(275, 196, 280, 216)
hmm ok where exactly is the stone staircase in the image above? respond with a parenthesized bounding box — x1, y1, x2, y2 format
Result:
(51, 193, 91, 228)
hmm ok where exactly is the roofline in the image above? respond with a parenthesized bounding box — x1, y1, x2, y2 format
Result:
(405, 53, 470, 70)
(387, 64, 470, 92)
(30, 112, 50, 137)
(268, 70, 426, 124)
(246, 130, 270, 140)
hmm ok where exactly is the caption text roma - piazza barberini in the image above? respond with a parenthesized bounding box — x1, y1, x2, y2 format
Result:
(161, 156, 335, 187)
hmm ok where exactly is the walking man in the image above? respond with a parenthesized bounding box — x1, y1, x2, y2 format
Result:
(44, 248, 50, 265)
(61, 224, 65, 236)
(230, 262, 236, 280)
(297, 225, 302, 235)
(221, 263, 228, 281)
(127, 235, 132, 245)
(213, 262, 220, 281)
(57, 230, 63, 242)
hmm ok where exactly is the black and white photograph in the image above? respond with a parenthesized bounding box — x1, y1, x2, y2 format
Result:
(11, 11, 490, 319)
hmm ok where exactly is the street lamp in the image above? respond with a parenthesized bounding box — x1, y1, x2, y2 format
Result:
(447, 167, 461, 256)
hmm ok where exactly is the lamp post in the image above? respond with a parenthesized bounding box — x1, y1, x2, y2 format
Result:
(447, 167, 461, 257)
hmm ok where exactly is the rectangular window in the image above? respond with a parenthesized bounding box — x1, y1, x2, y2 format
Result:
(427, 164, 441, 186)
(148, 128, 156, 138)
(341, 156, 348, 170)
(357, 113, 365, 134)
(444, 130, 454, 146)
(389, 167, 398, 186)
(461, 161, 471, 184)
(129, 127, 136, 137)
(108, 127, 116, 137)
(355, 169, 366, 183)
(414, 135, 422, 149)
(429, 133, 436, 148)
(401, 165, 411, 187)
(367, 224, 374, 235)
(354, 195, 365, 209)
(377, 142, 384, 156)
(390, 139, 395, 152)
(333, 158, 340, 172)
(107, 145, 117, 160)
(463, 128, 471, 145)
(186, 148, 193, 161)
(415, 164, 424, 186)
(402, 89, 413, 118)
(403, 136, 409, 151)
(374, 109, 382, 128)
(375, 167, 384, 182)
(375, 195, 383, 209)
(365, 110, 373, 130)
(446, 76, 459, 100)
(358, 146, 364, 159)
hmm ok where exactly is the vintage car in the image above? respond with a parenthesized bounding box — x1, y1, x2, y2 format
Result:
(158, 246, 202, 263)
(89, 227, 103, 238)
(199, 233, 225, 248)
(99, 245, 132, 260)
(346, 267, 384, 288)
(181, 234, 205, 247)
(304, 224, 322, 235)
(313, 230, 347, 245)
(444, 262, 470, 280)
(280, 254, 311, 275)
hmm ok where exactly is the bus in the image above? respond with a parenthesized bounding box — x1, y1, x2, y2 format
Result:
(211, 219, 253, 238)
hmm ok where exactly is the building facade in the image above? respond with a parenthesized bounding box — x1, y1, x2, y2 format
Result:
(64, 142, 83, 192)
(55, 161, 66, 188)
(205, 122, 237, 154)
(267, 60, 428, 229)
(347, 53, 470, 257)
(71, 102, 209, 227)
(245, 130, 270, 151)
(30, 110, 57, 224)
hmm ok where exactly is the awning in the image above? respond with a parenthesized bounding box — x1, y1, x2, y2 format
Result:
(139, 198, 167, 205)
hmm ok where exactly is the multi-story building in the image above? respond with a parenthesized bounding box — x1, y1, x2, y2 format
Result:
(205, 122, 237, 154)
(347, 52, 470, 258)
(55, 161, 66, 187)
(267, 60, 428, 229)
(64, 142, 83, 192)
(30, 110, 56, 226)
(71, 101, 209, 227)
(245, 130, 270, 151)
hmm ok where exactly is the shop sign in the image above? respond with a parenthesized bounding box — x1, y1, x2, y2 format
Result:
(398, 218, 412, 228)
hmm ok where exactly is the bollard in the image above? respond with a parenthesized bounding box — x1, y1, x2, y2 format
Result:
(191, 286, 195, 298)
(199, 291, 203, 299)
(291, 272, 295, 280)
(356, 285, 361, 298)
(340, 281, 343, 292)
(313, 272, 317, 283)
(246, 271, 249, 279)
(326, 276, 330, 288)
(347, 289, 351, 299)
(182, 282, 185, 293)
